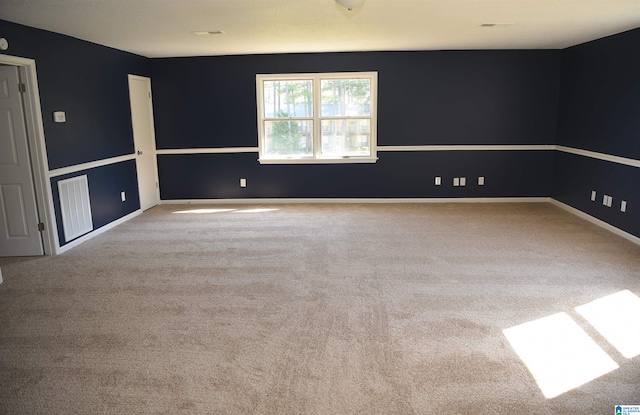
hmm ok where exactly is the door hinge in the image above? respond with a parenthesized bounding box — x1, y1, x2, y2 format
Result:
(148, 92, 151, 99)
(38, 223, 45, 232)
(18, 83, 26, 93)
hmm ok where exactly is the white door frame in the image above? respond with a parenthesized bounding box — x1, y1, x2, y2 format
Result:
(0, 53, 58, 255)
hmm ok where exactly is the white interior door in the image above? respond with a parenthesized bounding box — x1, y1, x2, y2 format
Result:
(128, 75, 159, 211)
(0, 65, 43, 256)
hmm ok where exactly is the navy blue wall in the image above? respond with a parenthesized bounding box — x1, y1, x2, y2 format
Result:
(553, 27, 640, 238)
(158, 151, 553, 200)
(152, 50, 560, 199)
(556, 29, 640, 159)
(153, 51, 560, 148)
(553, 153, 639, 237)
(0, 19, 149, 246)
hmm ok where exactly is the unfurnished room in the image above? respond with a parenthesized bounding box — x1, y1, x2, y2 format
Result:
(0, 1, 639, 414)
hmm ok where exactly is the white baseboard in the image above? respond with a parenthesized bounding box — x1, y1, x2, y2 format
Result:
(550, 199, 640, 246)
(161, 197, 551, 205)
(57, 209, 143, 254)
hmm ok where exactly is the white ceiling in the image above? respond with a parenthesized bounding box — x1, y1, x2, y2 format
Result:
(1, 0, 639, 58)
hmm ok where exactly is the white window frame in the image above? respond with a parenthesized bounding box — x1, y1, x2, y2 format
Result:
(256, 72, 378, 164)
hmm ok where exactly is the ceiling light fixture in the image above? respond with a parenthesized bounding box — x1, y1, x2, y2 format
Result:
(335, 0, 365, 12)
(191, 31, 225, 36)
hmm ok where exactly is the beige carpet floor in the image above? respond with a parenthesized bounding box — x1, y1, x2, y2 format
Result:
(0, 202, 639, 414)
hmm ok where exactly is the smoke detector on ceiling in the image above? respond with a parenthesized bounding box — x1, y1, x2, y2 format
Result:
(335, 0, 365, 12)
(191, 31, 225, 36)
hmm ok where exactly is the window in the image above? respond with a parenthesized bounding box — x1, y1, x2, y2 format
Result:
(256, 72, 377, 164)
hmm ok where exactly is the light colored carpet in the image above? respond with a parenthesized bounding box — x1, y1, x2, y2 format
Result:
(0, 202, 639, 414)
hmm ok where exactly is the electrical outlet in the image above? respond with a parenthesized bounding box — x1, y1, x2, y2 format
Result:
(435, 177, 441, 186)
(453, 178, 460, 187)
(240, 178, 247, 188)
(460, 177, 466, 187)
(121, 191, 126, 202)
(591, 191, 596, 201)
(478, 176, 485, 186)
(621, 200, 627, 212)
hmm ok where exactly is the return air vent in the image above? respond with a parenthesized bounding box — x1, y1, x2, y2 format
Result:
(58, 175, 93, 242)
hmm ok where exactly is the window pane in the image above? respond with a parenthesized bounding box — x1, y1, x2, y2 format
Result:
(321, 79, 370, 117)
(263, 80, 313, 118)
(321, 119, 371, 157)
(264, 120, 313, 157)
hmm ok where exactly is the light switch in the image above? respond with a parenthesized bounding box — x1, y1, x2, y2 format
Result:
(453, 178, 460, 187)
(478, 176, 485, 186)
(53, 111, 66, 123)
(435, 177, 441, 186)
(460, 177, 466, 186)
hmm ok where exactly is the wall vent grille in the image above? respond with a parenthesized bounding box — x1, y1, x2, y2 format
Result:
(58, 175, 93, 242)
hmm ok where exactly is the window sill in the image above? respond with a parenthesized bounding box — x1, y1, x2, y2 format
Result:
(258, 157, 378, 165)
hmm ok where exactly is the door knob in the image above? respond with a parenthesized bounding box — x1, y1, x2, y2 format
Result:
(137, 150, 143, 155)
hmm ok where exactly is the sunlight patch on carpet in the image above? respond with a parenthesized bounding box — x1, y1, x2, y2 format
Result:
(173, 208, 236, 214)
(504, 312, 619, 399)
(576, 290, 640, 359)
(232, 208, 279, 213)
(172, 208, 279, 214)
